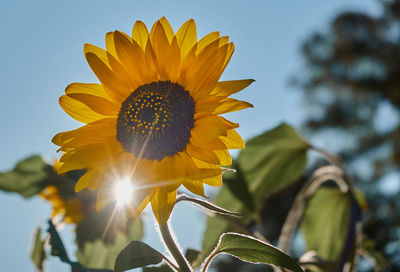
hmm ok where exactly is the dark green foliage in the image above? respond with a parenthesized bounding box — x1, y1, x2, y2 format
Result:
(114, 241, 164, 272)
(47, 220, 113, 272)
(238, 123, 310, 209)
(47, 220, 72, 264)
(30, 228, 46, 272)
(208, 233, 303, 272)
(301, 187, 354, 271)
(0, 155, 59, 198)
(76, 207, 144, 270)
(184, 248, 200, 265)
(201, 123, 311, 268)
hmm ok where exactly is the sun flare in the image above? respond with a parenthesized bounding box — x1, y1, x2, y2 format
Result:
(114, 178, 134, 205)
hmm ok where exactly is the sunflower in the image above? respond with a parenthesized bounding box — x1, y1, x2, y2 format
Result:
(53, 17, 253, 226)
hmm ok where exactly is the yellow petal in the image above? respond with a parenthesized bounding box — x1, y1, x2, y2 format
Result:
(214, 149, 232, 166)
(186, 143, 220, 165)
(151, 22, 181, 81)
(75, 168, 96, 192)
(202, 173, 222, 187)
(66, 93, 119, 116)
(105, 32, 118, 58)
(181, 40, 227, 98)
(151, 156, 184, 191)
(212, 98, 253, 114)
(190, 137, 226, 150)
(59, 142, 122, 173)
(126, 188, 155, 218)
(180, 152, 221, 180)
(84, 43, 109, 66)
(84, 43, 137, 90)
(144, 37, 158, 81)
(132, 20, 149, 50)
(218, 116, 239, 129)
(176, 19, 197, 58)
(114, 30, 153, 84)
(196, 31, 220, 54)
(106, 51, 138, 90)
(65, 82, 111, 100)
(210, 79, 255, 97)
(222, 42, 235, 72)
(185, 156, 223, 186)
(195, 96, 222, 113)
(219, 36, 229, 47)
(52, 118, 117, 148)
(59, 95, 107, 124)
(158, 17, 174, 43)
(191, 114, 228, 143)
(85, 51, 131, 103)
(220, 129, 245, 149)
(183, 180, 206, 197)
(151, 187, 177, 225)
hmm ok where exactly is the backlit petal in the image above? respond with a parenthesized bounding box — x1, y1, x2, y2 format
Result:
(132, 20, 149, 50)
(66, 93, 119, 116)
(211, 79, 255, 97)
(59, 95, 107, 124)
(52, 118, 117, 149)
(151, 187, 177, 226)
(176, 19, 197, 58)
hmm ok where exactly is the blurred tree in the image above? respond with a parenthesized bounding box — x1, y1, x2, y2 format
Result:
(293, 0, 400, 270)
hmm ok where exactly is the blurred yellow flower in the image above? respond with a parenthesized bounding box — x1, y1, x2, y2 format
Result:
(40, 185, 84, 224)
(53, 17, 253, 225)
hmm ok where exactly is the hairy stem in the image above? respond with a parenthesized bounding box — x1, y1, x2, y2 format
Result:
(201, 250, 219, 272)
(160, 223, 192, 272)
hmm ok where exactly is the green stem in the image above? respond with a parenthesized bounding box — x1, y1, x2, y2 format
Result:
(160, 223, 192, 272)
(201, 250, 219, 272)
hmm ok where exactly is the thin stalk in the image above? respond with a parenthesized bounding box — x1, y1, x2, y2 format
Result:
(160, 223, 192, 272)
(201, 250, 219, 272)
(312, 146, 343, 168)
(159, 252, 180, 271)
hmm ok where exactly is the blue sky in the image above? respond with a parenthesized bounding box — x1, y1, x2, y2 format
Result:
(0, 1, 379, 271)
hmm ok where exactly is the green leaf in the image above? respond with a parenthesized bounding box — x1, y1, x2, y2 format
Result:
(300, 187, 352, 261)
(47, 220, 71, 264)
(176, 193, 241, 217)
(0, 155, 57, 198)
(199, 123, 310, 266)
(76, 205, 144, 270)
(222, 164, 255, 211)
(30, 227, 46, 271)
(238, 123, 310, 206)
(185, 248, 200, 265)
(114, 241, 164, 272)
(48, 221, 114, 272)
(206, 233, 303, 272)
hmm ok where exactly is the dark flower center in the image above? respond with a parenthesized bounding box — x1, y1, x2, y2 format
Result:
(116, 81, 195, 161)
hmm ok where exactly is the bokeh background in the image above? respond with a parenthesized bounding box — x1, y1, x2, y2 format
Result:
(1, 0, 392, 271)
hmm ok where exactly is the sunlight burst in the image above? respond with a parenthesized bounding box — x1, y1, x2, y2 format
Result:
(114, 178, 133, 205)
